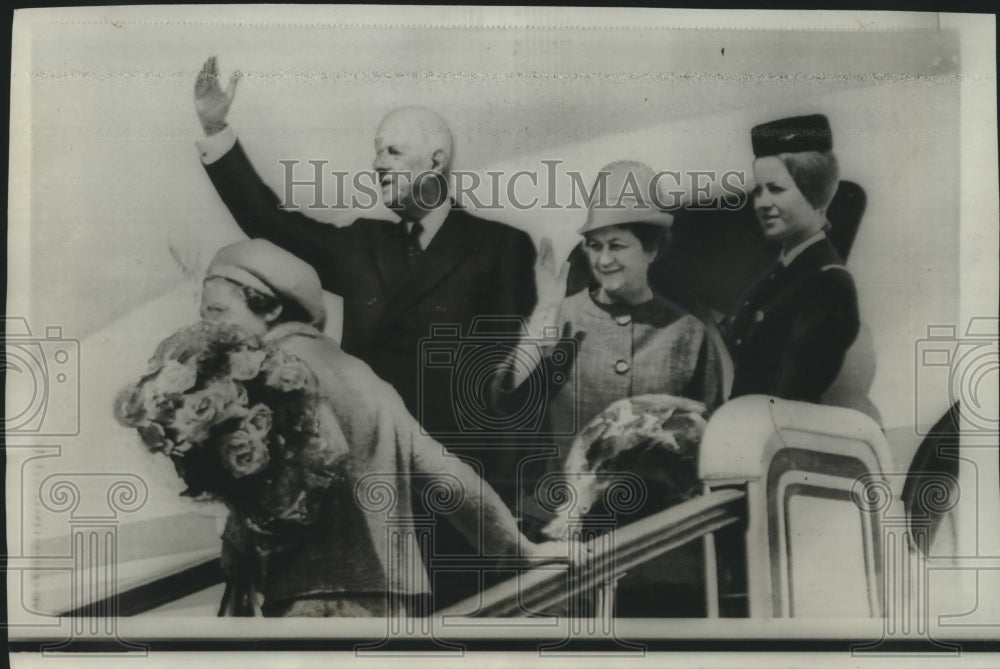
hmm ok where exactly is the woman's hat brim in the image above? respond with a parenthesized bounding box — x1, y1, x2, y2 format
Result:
(578, 208, 675, 235)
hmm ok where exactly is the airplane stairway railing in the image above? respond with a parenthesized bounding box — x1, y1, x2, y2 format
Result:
(56, 396, 893, 620)
(439, 395, 894, 620)
(438, 488, 746, 618)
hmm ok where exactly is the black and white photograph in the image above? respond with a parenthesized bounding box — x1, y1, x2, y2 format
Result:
(5, 6, 999, 668)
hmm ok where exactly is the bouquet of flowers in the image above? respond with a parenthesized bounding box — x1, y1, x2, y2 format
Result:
(539, 394, 709, 540)
(114, 322, 349, 592)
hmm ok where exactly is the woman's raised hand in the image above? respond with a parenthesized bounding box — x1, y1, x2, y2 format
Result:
(194, 56, 241, 136)
(531, 237, 570, 337)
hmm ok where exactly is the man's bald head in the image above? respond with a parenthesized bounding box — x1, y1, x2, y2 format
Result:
(373, 106, 454, 216)
(376, 106, 454, 173)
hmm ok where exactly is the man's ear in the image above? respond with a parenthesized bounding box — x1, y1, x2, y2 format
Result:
(263, 303, 283, 324)
(431, 148, 447, 173)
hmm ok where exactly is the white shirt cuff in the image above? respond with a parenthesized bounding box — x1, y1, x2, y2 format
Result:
(196, 126, 238, 165)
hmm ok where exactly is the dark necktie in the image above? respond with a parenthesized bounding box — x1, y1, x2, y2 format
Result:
(404, 220, 424, 267)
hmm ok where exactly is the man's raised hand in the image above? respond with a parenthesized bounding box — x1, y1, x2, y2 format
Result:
(194, 56, 241, 136)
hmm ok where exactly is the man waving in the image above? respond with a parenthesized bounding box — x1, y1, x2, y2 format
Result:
(193, 57, 539, 606)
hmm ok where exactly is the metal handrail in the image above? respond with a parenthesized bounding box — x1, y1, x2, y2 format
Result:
(439, 488, 747, 617)
(91, 489, 745, 618)
(59, 556, 224, 617)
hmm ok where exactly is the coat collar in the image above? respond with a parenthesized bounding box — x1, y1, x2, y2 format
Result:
(778, 230, 827, 266)
(574, 288, 685, 327)
(404, 201, 451, 248)
(725, 236, 845, 329)
(760, 235, 843, 282)
(782, 235, 844, 273)
(262, 321, 323, 344)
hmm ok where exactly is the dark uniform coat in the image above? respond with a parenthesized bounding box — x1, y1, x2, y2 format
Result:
(724, 236, 860, 403)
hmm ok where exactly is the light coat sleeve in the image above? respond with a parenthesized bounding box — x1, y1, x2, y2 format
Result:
(281, 333, 526, 556)
(407, 428, 526, 556)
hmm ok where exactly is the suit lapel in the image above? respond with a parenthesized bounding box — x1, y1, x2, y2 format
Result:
(373, 222, 409, 294)
(377, 211, 480, 322)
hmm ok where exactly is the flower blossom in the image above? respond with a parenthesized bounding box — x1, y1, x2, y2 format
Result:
(220, 427, 271, 478)
(171, 378, 249, 444)
(262, 351, 318, 393)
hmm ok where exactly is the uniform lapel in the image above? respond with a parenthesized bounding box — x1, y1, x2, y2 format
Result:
(733, 239, 842, 329)
(782, 237, 841, 278)
(726, 259, 782, 328)
(750, 246, 821, 313)
(743, 239, 840, 306)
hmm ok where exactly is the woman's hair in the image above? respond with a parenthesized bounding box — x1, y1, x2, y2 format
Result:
(586, 222, 671, 257)
(778, 150, 840, 211)
(208, 276, 314, 326)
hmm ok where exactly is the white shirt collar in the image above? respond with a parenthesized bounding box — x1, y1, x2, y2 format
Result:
(779, 230, 826, 266)
(404, 200, 451, 249)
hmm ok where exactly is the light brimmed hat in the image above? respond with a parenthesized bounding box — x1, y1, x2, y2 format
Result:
(578, 160, 675, 235)
(206, 239, 327, 330)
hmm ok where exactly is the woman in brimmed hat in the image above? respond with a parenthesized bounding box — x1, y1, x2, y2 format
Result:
(200, 237, 329, 337)
(127, 239, 573, 617)
(494, 161, 725, 529)
(725, 114, 860, 403)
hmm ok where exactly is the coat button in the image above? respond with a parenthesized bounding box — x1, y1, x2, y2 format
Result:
(754, 310, 765, 323)
(614, 314, 632, 325)
(366, 297, 378, 306)
(735, 338, 743, 346)
(614, 360, 630, 374)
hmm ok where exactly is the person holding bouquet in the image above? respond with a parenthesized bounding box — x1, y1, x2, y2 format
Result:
(492, 161, 725, 531)
(116, 239, 571, 617)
